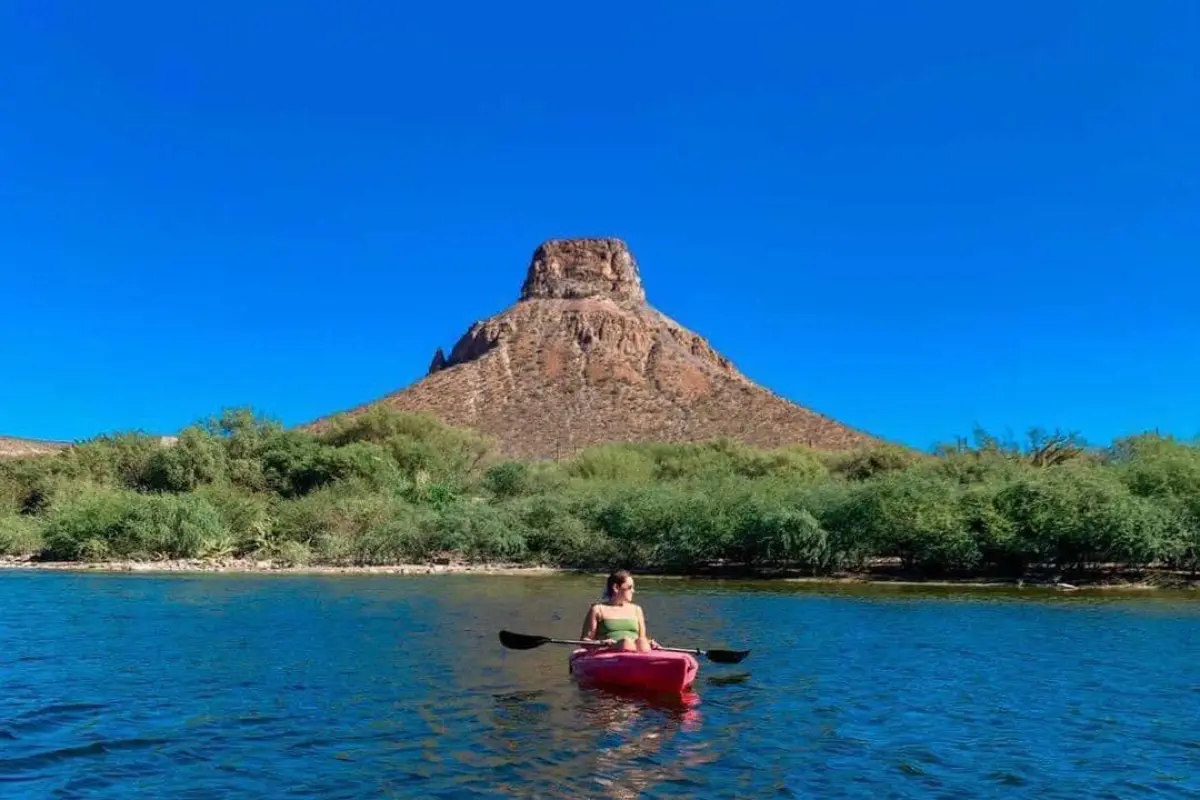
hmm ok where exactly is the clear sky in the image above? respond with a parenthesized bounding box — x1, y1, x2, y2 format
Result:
(1, 1, 1197, 451)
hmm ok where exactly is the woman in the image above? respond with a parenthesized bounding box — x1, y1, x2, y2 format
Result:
(580, 569, 660, 652)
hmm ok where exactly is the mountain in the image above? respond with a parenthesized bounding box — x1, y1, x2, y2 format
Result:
(306, 238, 879, 459)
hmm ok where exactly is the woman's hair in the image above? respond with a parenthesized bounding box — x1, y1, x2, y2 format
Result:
(603, 569, 633, 601)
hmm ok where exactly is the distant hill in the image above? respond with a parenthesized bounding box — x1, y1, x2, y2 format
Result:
(0, 436, 70, 459)
(306, 237, 880, 459)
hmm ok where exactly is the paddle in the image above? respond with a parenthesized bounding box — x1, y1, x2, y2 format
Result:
(498, 629, 751, 664)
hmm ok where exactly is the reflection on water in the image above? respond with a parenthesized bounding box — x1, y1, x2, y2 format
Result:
(2, 570, 1199, 798)
(487, 680, 706, 799)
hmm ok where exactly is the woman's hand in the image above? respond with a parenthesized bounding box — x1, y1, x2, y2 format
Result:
(649, 639, 660, 649)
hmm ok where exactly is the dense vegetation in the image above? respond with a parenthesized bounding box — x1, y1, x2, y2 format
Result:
(2, 407, 1198, 581)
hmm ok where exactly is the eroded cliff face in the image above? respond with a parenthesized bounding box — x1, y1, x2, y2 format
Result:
(311, 237, 877, 459)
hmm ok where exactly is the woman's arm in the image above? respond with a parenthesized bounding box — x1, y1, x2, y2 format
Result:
(580, 604, 600, 640)
(637, 605, 658, 648)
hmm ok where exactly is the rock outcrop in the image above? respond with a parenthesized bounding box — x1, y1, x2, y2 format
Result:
(519, 238, 646, 304)
(306, 237, 879, 459)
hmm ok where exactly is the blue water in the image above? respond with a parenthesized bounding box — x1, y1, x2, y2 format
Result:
(1, 571, 1198, 798)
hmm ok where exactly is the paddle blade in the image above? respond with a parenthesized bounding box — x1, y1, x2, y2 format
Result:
(498, 630, 551, 650)
(704, 649, 750, 664)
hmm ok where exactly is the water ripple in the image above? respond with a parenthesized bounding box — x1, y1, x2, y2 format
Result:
(2, 572, 1200, 797)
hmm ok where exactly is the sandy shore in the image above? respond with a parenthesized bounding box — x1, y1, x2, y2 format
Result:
(1, 555, 1195, 590)
(0, 555, 569, 576)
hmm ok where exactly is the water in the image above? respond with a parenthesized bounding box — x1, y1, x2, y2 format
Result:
(1, 571, 1198, 799)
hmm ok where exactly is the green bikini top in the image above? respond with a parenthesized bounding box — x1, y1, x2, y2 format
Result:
(597, 613, 639, 640)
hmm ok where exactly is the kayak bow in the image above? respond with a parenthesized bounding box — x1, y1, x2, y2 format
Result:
(568, 647, 699, 694)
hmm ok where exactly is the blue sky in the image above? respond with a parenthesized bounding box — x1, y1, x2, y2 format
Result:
(1, 1, 1197, 451)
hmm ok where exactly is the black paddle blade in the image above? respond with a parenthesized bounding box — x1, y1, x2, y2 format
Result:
(498, 630, 550, 650)
(705, 649, 751, 664)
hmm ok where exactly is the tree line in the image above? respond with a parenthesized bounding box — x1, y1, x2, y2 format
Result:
(2, 407, 1197, 579)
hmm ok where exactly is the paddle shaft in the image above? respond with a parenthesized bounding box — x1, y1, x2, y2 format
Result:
(521, 634, 706, 656)
(498, 629, 749, 663)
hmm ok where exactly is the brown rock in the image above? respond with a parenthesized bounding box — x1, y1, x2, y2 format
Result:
(306, 237, 879, 459)
(519, 238, 646, 304)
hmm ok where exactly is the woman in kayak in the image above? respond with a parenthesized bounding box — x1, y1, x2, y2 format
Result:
(579, 570, 660, 652)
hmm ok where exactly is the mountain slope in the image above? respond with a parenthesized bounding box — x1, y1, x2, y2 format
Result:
(307, 238, 879, 459)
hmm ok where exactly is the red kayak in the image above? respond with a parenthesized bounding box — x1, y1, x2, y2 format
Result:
(568, 647, 700, 695)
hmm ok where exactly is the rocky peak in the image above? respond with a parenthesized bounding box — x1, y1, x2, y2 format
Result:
(518, 238, 646, 305)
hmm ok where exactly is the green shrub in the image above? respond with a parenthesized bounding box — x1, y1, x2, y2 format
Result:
(825, 470, 979, 574)
(431, 501, 528, 561)
(140, 428, 227, 492)
(564, 445, 656, 484)
(511, 494, 607, 567)
(824, 444, 921, 481)
(40, 487, 228, 561)
(483, 461, 532, 499)
(317, 408, 495, 489)
(0, 513, 43, 556)
(273, 539, 313, 567)
(995, 465, 1171, 572)
(54, 432, 163, 489)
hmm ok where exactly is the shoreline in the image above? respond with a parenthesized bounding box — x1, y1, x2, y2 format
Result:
(2, 555, 1196, 591)
(0, 555, 568, 577)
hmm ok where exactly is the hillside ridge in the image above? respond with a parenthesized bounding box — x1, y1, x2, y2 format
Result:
(0, 436, 71, 459)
